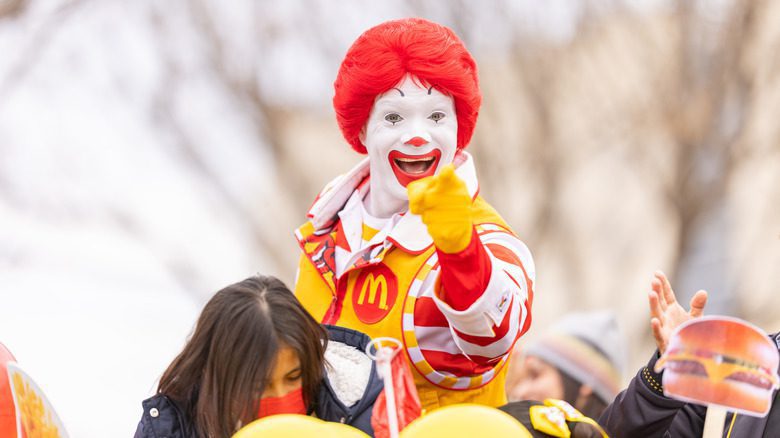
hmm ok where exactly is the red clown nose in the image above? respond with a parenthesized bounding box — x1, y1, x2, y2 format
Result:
(405, 137, 428, 147)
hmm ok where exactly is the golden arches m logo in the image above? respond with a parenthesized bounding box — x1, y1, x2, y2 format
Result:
(352, 263, 398, 325)
(357, 274, 389, 310)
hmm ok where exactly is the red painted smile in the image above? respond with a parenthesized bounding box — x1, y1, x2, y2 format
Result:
(388, 149, 441, 187)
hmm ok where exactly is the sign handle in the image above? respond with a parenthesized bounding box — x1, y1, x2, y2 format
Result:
(702, 405, 727, 438)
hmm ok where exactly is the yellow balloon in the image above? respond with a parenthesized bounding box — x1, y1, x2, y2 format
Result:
(400, 404, 533, 438)
(326, 422, 371, 437)
(233, 414, 333, 438)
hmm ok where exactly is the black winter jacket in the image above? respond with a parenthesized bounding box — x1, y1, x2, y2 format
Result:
(134, 325, 383, 437)
(314, 325, 384, 434)
(134, 394, 193, 438)
(599, 331, 780, 438)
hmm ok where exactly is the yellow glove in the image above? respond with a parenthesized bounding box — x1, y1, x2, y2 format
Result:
(407, 164, 473, 254)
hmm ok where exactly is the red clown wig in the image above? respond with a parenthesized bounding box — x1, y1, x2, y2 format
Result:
(333, 18, 482, 154)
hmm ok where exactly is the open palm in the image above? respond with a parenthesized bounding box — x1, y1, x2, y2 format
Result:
(648, 271, 708, 354)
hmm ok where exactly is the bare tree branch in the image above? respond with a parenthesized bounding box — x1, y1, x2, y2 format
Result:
(146, 2, 293, 288)
(0, 0, 91, 98)
(0, 0, 28, 20)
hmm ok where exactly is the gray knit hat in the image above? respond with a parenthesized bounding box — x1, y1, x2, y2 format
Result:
(525, 311, 627, 403)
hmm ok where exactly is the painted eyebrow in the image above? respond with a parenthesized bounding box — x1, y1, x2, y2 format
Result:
(392, 87, 405, 97)
(427, 85, 434, 95)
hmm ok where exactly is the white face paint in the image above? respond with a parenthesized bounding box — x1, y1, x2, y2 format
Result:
(360, 75, 458, 218)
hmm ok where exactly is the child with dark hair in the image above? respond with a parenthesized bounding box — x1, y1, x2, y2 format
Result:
(134, 275, 381, 438)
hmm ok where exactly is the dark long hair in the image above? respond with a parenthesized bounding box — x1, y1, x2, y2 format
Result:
(157, 275, 327, 438)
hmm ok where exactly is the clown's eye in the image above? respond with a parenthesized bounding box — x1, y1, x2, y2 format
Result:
(385, 113, 403, 124)
(429, 111, 445, 122)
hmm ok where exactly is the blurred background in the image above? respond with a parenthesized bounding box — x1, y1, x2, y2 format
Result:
(1, 0, 779, 435)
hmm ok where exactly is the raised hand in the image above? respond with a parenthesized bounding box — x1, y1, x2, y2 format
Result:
(407, 164, 473, 254)
(648, 271, 708, 354)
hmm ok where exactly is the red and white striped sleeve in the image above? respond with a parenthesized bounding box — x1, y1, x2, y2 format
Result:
(431, 224, 534, 366)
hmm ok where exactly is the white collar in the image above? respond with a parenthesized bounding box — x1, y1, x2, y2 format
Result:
(337, 186, 400, 254)
(307, 151, 480, 253)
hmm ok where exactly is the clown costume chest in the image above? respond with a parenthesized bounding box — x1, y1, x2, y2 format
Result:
(294, 155, 535, 411)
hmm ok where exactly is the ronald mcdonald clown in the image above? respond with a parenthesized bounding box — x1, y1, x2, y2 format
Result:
(294, 18, 535, 410)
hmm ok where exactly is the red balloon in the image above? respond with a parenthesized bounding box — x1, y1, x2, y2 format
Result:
(0, 342, 18, 438)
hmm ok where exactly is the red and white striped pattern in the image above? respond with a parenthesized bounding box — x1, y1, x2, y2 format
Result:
(402, 223, 534, 390)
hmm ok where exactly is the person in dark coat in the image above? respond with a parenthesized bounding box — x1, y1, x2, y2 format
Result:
(133, 275, 381, 438)
(599, 271, 780, 437)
